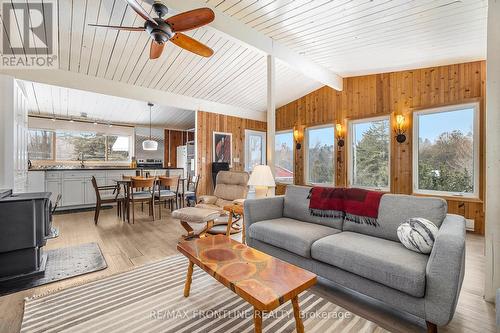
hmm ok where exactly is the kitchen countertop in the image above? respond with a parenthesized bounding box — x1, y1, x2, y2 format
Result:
(29, 167, 184, 171)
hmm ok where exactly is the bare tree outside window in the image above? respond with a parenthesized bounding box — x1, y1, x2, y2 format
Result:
(416, 107, 476, 195)
(28, 130, 53, 160)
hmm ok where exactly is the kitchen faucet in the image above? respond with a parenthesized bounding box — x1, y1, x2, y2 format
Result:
(79, 153, 85, 168)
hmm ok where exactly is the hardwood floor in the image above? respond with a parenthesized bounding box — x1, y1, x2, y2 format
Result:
(0, 207, 496, 333)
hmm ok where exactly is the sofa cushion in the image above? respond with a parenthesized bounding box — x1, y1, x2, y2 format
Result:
(248, 217, 341, 258)
(283, 185, 343, 230)
(343, 194, 447, 242)
(311, 232, 429, 297)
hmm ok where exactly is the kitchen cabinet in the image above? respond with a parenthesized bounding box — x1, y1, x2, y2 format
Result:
(62, 179, 86, 207)
(45, 179, 62, 205)
(33, 168, 181, 209)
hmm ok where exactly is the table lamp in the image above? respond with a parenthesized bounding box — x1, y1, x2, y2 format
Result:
(248, 165, 276, 198)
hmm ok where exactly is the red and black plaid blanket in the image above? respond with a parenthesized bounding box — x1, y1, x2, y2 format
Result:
(308, 187, 385, 226)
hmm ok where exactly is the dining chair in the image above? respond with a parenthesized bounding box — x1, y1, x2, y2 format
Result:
(129, 177, 156, 224)
(155, 176, 180, 218)
(184, 174, 200, 207)
(91, 176, 123, 225)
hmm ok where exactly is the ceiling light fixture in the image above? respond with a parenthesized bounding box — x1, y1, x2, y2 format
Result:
(142, 102, 158, 151)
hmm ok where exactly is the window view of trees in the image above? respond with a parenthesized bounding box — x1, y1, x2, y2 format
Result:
(307, 126, 334, 184)
(28, 130, 53, 160)
(28, 129, 131, 162)
(274, 131, 294, 183)
(351, 118, 390, 189)
(56, 132, 106, 161)
(416, 108, 476, 194)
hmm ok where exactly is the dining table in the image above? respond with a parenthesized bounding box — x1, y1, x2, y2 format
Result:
(114, 177, 188, 223)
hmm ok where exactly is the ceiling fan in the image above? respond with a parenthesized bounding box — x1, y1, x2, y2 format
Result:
(89, 0, 215, 60)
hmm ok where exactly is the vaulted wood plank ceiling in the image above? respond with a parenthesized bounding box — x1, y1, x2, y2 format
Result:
(52, 0, 322, 113)
(23, 81, 195, 129)
(1, 0, 488, 118)
(205, 0, 488, 76)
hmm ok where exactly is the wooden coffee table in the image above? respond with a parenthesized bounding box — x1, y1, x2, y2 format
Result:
(177, 235, 317, 333)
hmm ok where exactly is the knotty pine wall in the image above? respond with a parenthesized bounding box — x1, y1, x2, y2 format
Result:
(196, 111, 266, 196)
(276, 61, 486, 234)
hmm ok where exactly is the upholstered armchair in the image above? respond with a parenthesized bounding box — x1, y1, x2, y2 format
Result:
(197, 171, 249, 211)
(196, 171, 249, 234)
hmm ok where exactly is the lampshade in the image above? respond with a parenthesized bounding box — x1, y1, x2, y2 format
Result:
(142, 139, 158, 151)
(248, 165, 276, 187)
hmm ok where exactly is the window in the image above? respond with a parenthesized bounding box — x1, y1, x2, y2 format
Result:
(348, 116, 390, 190)
(413, 103, 479, 197)
(274, 131, 294, 183)
(107, 136, 131, 161)
(305, 125, 335, 184)
(28, 128, 133, 162)
(244, 130, 266, 172)
(56, 131, 106, 161)
(28, 129, 54, 160)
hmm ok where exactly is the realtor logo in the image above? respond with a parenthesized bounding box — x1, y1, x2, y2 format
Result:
(1, 0, 58, 68)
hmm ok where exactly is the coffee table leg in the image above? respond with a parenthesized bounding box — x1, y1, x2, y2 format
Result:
(292, 296, 304, 333)
(253, 308, 263, 333)
(183, 260, 194, 297)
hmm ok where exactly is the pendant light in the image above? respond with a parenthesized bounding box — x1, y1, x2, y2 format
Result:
(142, 102, 158, 151)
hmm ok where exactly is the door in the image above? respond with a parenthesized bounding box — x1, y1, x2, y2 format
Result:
(244, 130, 266, 172)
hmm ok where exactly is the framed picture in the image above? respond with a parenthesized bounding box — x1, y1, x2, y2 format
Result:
(213, 131, 233, 167)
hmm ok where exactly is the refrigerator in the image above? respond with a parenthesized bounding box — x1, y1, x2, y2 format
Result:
(177, 145, 187, 178)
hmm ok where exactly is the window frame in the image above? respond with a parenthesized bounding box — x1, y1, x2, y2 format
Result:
(412, 102, 480, 198)
(274, 129, 294, 184)
(347, 115, 391, 192)
(304, 124, 336, 186)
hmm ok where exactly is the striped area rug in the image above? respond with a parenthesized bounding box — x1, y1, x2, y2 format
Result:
(21, 255, 388, 333)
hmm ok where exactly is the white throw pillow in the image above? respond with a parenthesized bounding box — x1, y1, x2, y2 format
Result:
(397, 217, 439, 254)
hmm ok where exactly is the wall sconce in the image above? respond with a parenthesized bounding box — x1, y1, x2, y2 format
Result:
(336, 123, 345, 147)
(395, 114, 407, 143)
(293, 126, 304, 150)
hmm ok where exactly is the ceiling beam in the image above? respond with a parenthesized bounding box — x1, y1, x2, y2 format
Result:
(0, 69, 266, 121)
(155, 0, 343, 91)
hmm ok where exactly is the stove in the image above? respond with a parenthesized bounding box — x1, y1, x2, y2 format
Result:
(137, 159, 163, 169)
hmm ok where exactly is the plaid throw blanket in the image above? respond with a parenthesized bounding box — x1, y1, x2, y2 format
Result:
(308, 187, 385, 227)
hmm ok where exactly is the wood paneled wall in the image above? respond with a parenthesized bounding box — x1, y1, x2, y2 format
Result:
(276, 61, 486, 234)
(196, 111, 266, 196)
(163, 129, 194, 168)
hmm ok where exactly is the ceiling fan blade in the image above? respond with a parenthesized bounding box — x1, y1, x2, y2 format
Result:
(88, 24, 144, 31)
(150, 41, 165, 59)
(125, 0, 158, 26)
(166, 8, 215, 32)
(170, 33, 213, 57)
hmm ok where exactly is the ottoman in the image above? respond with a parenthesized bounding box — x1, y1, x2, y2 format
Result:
(172, 207, 221, 239)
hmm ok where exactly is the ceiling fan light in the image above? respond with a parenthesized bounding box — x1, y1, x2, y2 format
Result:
(143, 139, 158, 151)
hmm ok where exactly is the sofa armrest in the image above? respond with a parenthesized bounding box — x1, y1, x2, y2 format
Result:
(244, 196, 284, 231)
(198, 195, 217, 205)
(424, 214, 466, 326)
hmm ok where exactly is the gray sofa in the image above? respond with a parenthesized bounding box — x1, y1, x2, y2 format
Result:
(244, 185, 466, 330)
